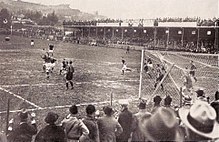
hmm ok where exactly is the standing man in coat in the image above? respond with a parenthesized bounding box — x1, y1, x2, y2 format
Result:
(7, 111, 37, 142)
(131, 100, 151, 142)
(82, 105, 100, 142)
(35, 112, 66, 142)
(116, 99, 133, 142)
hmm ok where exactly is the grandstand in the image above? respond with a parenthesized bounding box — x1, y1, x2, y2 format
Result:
(63, 20, 218, 54)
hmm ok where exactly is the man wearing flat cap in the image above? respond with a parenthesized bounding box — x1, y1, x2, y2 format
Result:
(35, 112, 66, 142)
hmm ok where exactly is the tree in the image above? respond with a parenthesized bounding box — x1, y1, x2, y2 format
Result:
(47, 11, 58, 26)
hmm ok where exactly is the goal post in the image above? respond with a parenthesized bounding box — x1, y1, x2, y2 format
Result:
(138, 48, 145, 99)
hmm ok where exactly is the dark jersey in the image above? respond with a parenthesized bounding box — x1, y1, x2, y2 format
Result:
(122, 59, 125, 64)
(66, 65, 74, 80)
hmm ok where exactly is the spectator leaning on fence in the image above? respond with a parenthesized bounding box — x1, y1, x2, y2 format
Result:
(61, 105, 89, 142)
(35, 112, 66, 142)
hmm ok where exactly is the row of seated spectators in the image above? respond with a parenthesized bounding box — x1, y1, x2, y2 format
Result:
(1, 90, 218, 142)
(63, 17, 219, 27)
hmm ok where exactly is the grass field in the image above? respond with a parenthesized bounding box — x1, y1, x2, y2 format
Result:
(0, 35, 218, 130)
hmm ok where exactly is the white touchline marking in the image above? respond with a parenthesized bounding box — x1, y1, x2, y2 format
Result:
(0, 87, 42, 109)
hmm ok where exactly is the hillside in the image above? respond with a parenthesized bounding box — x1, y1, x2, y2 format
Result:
(0, 0, 105, 20)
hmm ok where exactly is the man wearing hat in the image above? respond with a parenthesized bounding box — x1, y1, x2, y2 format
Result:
(179, 101, 219, 141)
(116, 99, 133, 142)
(35, 112, 66, 142)
(131, 99, 151, 142)
(7, 111, 37, 142)
(139, 107, 184, 141)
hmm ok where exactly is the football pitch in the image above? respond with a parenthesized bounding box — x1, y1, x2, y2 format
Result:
(0, 35, 218, 129)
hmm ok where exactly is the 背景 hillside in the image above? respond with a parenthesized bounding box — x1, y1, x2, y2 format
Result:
(0, 0, 105, 20)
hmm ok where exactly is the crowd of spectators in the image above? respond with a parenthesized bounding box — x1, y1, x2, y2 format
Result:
(1, 90, 218, 142)
(63, 17, 219, 27)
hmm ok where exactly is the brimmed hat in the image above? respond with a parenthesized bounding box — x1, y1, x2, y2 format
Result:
(140, 107, 182, 141)
(179, 101, 219, 139)
(45, 112, 59, 124)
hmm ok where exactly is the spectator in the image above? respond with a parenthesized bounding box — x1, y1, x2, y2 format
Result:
(0, 132, 7, 142)
(164, 95, 172, 107)
(179, 101, 219, 141)
(7, 111, 37, 142)
(116, 99, 133, 142)
(211, 91, 219, 123)
(35, 112, 66, 142)
(82, 105, 100, 142)
(97, 106, 123, 142)
(131, 99, 151, 142)
(139, 107, 184, 141)
(151, 95, 162, 113)
(62, 105, 89, 142)
(183, 96, 193, 107)
(196, 89, 207, 102)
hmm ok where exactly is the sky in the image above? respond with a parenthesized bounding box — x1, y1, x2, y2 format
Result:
(22, 0, 219, 19)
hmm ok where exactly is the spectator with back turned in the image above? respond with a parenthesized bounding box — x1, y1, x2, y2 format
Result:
(35, 112, 66, 142)
(211, 91, 219, 123)
(82, 105, 100, 142)
(62, 105, 89, 142)
(97, 106, 123, 142)
(131, 99, 151, 142)
(116, 99, 133, 142)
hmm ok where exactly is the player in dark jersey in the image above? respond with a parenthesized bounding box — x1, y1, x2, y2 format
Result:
(188, 60, 197, 82)
(154, 64, 165, 90)
(65, 61, 74, 90)
(126, 46, 130, 54)
(143, 58, 152, 78)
